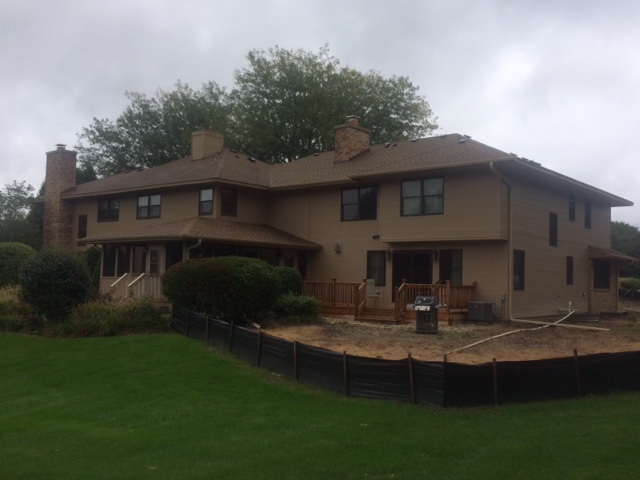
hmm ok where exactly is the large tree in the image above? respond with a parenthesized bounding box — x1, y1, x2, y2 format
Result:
(76, 46, 438, 173)
(0, 180, 39, 247)
(77, 81, 229, 176)
(612, 221, 640, 278)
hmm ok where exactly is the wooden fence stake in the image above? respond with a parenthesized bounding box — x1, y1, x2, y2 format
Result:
(574, 349, 583, 396)
(343, 351, 349, 397)
(255, 330, 263, 367)
(228, 321, 235, 352)
(492, 358, 499, 406)
(408, 353, 417, 405)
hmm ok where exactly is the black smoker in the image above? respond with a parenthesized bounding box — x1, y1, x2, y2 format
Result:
(415, 296, 439, 334)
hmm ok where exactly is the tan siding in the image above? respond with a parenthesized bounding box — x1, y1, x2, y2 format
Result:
(381, 170, 506, 242)
(510, 182, 610, 317)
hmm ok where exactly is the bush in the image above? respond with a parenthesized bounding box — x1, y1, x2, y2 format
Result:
(163, 256, 281, 323)
(620, 278, 640, 291)
(0, 242, 36, 287)
(19, 249, 91, 322)
(0, 285, 37, 332)
(67, 298, 168, 337)
(275, 266, 303, 295)
(270, 293, 321, 325)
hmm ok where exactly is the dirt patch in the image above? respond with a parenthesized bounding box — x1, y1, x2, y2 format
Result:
(264, 304, 640, 364)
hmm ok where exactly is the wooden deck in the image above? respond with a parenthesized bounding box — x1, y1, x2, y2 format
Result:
(303, 279, 477, 324)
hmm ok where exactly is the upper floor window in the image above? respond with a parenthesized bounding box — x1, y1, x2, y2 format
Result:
(401, 177, 443, 216)
(137, 194, 161, 219)
(568, 193, 576, 221)
(78, 215, 87, 239)
(341, 186, 377, 221)
(584, 198, 592, 229)
(221, 188, 237, 217)
(199, 188, 213, 215)
(98, 198, 119, 222)
(549, 212, 558, 247)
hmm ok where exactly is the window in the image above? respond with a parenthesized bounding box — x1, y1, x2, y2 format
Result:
(221, 188, 237, 217)
(367, 251, 386, 286)
(137, 194, 161, 219)
(514, 250, 525, 291)
(77, 215, 87, 239)
(439, 249, 463, 285)
(102, 244, 117, 277)
(98, 198, 119, 222)
(341, 186, 378, 221)
(199, 188, 213, 215)
(566, 256, 574, 285)
(149, 249, 160, 274)
(401, 177, 443, 216)
(549, 212, 558, 247)
(568, 193, 576, 221)
(593, 259, 610, 289)
(584, 198, 592, 229)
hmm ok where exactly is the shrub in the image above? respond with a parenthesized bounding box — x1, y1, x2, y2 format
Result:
(19, 249, 91, 322)
(620, 278, 640, 291)
(271, 293, 321, 324)
(68, 298, 168, 337)
(0, 242, 36, 287)
(275, 266, 303, 295)
(163, 256, 281, 323)
(0, 285, 36, 332)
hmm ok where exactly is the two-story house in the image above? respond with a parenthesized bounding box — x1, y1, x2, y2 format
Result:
(43, 118, 634, 320)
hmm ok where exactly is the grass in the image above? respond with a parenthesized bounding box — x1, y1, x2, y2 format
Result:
(2, 333, 640, 479)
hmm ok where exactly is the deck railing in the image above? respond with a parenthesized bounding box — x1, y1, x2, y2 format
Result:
(304, 278, 477, 321)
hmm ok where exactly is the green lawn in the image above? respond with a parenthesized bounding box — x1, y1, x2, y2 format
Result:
(2, 332, 639, 479)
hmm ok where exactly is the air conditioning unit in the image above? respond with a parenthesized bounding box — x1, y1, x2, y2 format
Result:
(467, 302, 495, 324)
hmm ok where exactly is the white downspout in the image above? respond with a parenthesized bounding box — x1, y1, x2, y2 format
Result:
(489, 162, 513, 322)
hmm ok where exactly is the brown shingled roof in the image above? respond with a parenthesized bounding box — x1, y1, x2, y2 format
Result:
(78, 217, 321, 250)
(62, 133, 632, 207)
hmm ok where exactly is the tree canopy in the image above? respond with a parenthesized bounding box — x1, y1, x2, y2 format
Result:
(612, 221, 640, 278)
(0, 181, 40, 247)
(77, 45, 438, 175)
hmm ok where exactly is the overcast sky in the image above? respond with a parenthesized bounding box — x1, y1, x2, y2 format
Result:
(2, 0, 639, 226)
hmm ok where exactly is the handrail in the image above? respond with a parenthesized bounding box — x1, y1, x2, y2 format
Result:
(127, 273, 146, 287)
(110, 273, 130, 288)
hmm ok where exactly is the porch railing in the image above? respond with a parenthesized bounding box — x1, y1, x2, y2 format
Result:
(110, 273, 164, 301)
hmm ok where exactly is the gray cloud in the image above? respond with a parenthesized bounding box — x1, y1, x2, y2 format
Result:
(1, 0, 638, 225)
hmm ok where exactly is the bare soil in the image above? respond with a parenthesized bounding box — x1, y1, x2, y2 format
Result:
(264, 301, 640, 364)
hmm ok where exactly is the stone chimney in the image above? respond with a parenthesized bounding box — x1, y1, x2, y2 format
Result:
(334, 116, 371, 162)
(191, 130, 224, 160)
(43, 144, 77, 249)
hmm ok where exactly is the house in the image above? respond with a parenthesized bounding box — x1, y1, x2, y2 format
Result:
(43, 118, 635, 320)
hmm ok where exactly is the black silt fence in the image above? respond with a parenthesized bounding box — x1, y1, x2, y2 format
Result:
(171, 307, 640, 407)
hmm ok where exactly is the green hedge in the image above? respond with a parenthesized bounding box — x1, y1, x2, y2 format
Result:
(0, 242, 36, 287)
(19, 249, 91, 322)
(163, 256, 281, 323)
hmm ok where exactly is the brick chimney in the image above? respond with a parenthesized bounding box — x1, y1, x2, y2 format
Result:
(43, 144, 76, 249)
(191, 130, 224, 160)
(334, 116, 371, 162)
